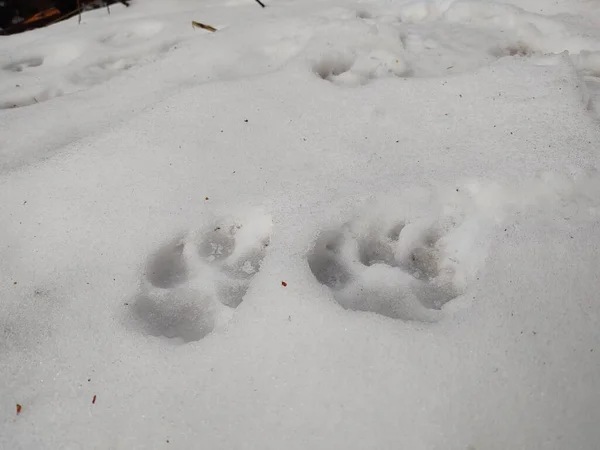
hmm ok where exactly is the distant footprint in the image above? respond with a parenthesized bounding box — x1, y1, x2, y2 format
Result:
(489, 41, 535, 58)
(99, 21, 165, 47)
(2, 57, 44, 73)
(308, 4, 547, 85)
(69, 39, 177, 88)
(308, 215, 462, 322)
(314, 50, 411, 86)
(130, 212, 272, 342)
(356, 10, 373, 20)
(0, 33, 176, 110)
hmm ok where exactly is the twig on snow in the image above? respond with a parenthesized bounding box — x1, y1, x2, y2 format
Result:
(192, 21, 217, 32)
(254, 0, 266, 7)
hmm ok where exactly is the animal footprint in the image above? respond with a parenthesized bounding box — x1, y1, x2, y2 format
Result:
(99, 20, 165, 47)
(308, 215, 462, 323)
(130, 212, 272, 342)
(314, 50, 410, 87)
(489, 41, 535, 58)
(2, 57, 44, 73)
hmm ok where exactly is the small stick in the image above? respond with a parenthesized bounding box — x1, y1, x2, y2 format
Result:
(254, 0, 266, 7)
(192, 21, 217, 32)
(106, 1, 111, 15)
(77, 0, 81, 24)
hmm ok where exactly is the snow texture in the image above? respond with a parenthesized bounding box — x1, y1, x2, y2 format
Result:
(1, 0, 600, 449)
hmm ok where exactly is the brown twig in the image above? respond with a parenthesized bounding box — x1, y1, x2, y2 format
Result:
(192, 21, 217, 32)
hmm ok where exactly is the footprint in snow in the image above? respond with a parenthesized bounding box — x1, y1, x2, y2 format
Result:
(313, 50, 411, 87)
(0, 31, 177, 110)
(308, 215, 463, 323)
(2, 57, 44, 73)
(129, 212, 272, 342)
(98, 20, 165, 47)
(309, 5, 543, 86)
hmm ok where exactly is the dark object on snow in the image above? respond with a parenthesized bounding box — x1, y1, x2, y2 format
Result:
(0, 0, 130, 35)
(192, 21, 217, 32)
(254, 0, 266, 7)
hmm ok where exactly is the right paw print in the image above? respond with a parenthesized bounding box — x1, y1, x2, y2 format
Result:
(129, 212, 272, 342)
(308, 215, 463, 323)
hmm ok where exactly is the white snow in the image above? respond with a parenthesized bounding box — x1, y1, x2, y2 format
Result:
(1, 0, 600, 448)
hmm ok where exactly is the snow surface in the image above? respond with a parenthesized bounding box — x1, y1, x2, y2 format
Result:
(1, 0, 600, 448)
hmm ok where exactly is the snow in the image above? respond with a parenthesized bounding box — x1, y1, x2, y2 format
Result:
(1, 0, 600, 448)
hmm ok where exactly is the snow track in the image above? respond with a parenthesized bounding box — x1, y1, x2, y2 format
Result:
(1, 0, 600, 449)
